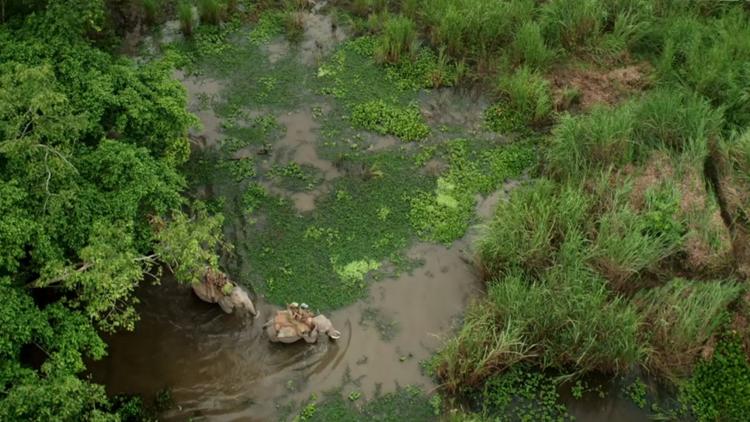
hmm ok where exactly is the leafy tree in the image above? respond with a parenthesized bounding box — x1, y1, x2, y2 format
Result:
(0, 1, 224, 419)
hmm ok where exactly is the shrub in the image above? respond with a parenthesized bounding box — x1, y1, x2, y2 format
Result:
(198, 0, 221, 25)
(634, 279, 741, 379)
(374, 15, 418, 64)
(350, 100, 429, 141)
(178, 1, 194, 37)
(485, 66, 553, 132)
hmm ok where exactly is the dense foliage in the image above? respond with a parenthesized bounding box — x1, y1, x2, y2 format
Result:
(0, 1, 223, 419)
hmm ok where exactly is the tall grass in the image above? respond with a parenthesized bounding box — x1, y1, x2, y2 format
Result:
(485, 66, 553, 132)
(374, 15, 417, 64)
(652, 9, 750, 130)
(633, 88, 722, 156)
(589, 180, 684, 290)
(434, 263, 644, 393)
(198, 0, 221, 25)
(284, 11, 305, 43)
(509, 21, 554, 71)
(546, 103, 636, 180)
(141, 0, 161, 25)
(634, 278, 742, 379)
(178, 1, 193, 37)
(541, 0, 606, 53)
(477, 179, 590, 279)
(423, 0, 535, 63)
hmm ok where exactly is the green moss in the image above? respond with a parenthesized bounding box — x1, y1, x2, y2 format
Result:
(350, 100, 430, 142)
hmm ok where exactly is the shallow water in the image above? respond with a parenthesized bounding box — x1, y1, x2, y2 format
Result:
(89, 241, 481, 421)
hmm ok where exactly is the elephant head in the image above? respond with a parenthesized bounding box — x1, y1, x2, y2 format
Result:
(218, 286, 258, 317)
(311, 315, 341, 340)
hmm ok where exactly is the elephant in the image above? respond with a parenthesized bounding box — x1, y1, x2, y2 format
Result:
(192, 269, 258, 317)
(264, 311, 341, 344)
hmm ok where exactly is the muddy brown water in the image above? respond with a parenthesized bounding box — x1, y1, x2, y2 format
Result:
(89, 241, 482, 421)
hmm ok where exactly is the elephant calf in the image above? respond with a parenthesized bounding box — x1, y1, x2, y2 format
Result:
(192, 269, 258, 316)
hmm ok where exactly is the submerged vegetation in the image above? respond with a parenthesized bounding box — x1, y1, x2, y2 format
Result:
(2, 0, 750, 420)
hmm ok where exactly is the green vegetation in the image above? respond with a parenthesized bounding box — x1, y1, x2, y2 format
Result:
(410, 140, 534, 243)
(5, 0, 750, 420)
(485, 67, 553, 132)
(681, 335, 750, 421)
(240, 152, 432, 310)
(374, 15, 417, 64)
(295, 386, 436, 422)
(0, 1, 230, 419)
(178, 1, 194, 36)
(350, 100, 429, 141)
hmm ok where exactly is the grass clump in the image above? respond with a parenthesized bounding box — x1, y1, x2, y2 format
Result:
(588, 179, 685, 290)
(485, 67, 553, 132)
(652, 9, 750, 130)
(141, 0, 161, 25)
(198, 0, 222, 25)
(540, 0, 606, 53)
(283, 10, 306, 44)
(178, 1, 194, 37)
(633, 88, 721, 155)
(433, 265, 643, 393)
(374, 15, 418, 64)
(477, 180, 589, 277)
(350, 100, 429, 141)
(410, 141, 534, 244)
(634, 279, 741, 379)
(680, 334, 750, 421)
(509, 21, 555, 70)
(545, 104, 635, 180)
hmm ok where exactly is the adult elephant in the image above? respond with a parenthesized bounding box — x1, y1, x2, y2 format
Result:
(264, 311, 341, 344)
(192, 268, 258, 316)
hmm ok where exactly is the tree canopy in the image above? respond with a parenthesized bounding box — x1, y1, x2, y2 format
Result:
(0, 1, 220, 419)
